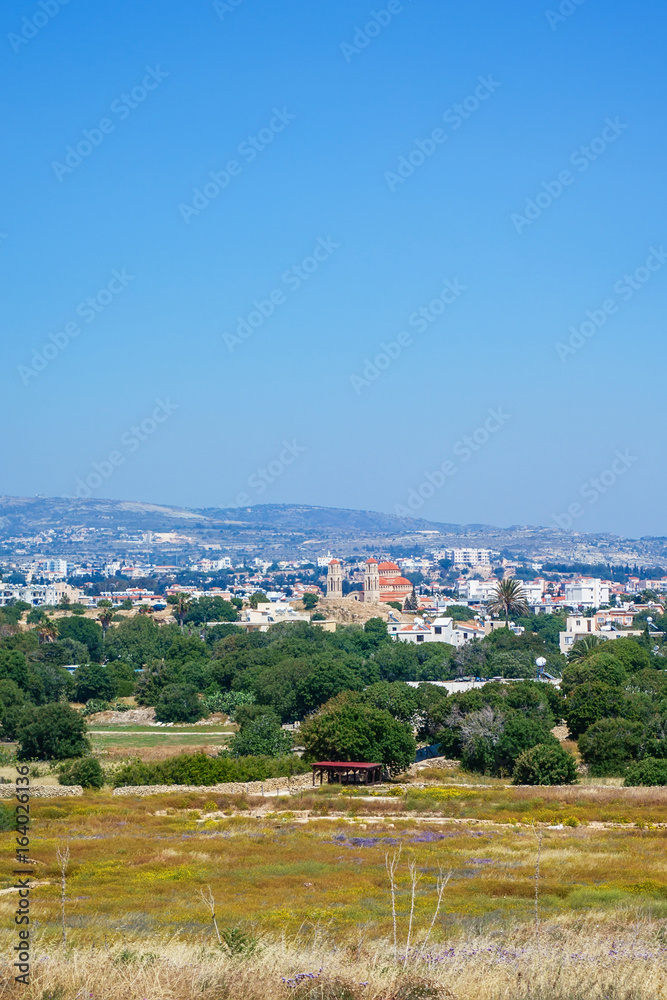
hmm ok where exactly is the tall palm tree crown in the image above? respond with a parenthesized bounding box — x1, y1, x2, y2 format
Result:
(97, 608, 113, 635)
(36, 617, 59, 644)
(487, 578, 529, 627)
(168, 593, 193, 630)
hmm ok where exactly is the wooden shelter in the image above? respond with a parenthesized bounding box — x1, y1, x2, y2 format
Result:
(310, 761, 383, 786)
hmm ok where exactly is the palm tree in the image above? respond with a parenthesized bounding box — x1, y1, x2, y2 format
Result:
(97, 607, 114, 636)
(37, 617, 59, 644)
(487, 579, 529, 627)
(567, 634, 603, 663)
(167, 593, 192, 631)
(137, 604, 153, 616)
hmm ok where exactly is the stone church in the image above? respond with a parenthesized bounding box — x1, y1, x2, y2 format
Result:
(327, 558, 413, 604)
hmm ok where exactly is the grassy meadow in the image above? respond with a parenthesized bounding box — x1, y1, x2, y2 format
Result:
(1, 781, 666, 999)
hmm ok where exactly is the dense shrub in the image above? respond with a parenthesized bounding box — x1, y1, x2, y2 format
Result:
(58, 757, 105, 788)
(81, 699, 111, 716)
(16, 703, 90, 760)
(604, 638, 651, 674)
(202, 688, 255, 719)
(229, 715, 294, 757)
(641, 712, 667, 758)
(154, 684, 204, 723)
(107, 661, 136, 697)
(512, 743, 578, 785)
(624, 757, 667, 786)
(578, 718, 644, 776)
(564, 682, 624, 738)
(74, 664, 116, 703)
(561, 654, 626, 695)
(0, 678, 27, 739)
(494, 716, 559, 776)
(111, 751, 310, 787)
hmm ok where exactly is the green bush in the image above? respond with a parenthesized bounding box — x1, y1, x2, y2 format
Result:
(494, 716, 559, 775)
(111, 751, 310, 787)
(81, 699, 111, 717)
(229, 715, 294, 757)
(202, 688, 255, 719)
(564, 682, 624, 738)
(623, 757, 667, 786)
(154, 684, 204, 723)
(16, 703, 90, 761)
(74, 664, 115, 703)
(578, 718, 644, 776)
(58, 757, 105, 788)
(107, 661, 136, 697)
(512, 743, 578, 785)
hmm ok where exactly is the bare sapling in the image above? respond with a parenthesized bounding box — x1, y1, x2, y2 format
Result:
(55, 842, 70, 952)
(385, 845, 402, 964)
(532, 822, 543, 953)
(404, 860, 422, 962)
(417, 868, 452, 962)
(199, 885, 222, 945)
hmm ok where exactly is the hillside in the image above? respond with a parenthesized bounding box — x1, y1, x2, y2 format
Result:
(0, 495, 665, 566)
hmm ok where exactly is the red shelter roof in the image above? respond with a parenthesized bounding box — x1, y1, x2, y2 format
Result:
(311, 761, 381, 769)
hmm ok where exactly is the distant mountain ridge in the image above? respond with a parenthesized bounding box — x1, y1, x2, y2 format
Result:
(0, 495, 664, 566)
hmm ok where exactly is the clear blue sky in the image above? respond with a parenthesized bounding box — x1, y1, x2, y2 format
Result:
(2, 0, 665, 537)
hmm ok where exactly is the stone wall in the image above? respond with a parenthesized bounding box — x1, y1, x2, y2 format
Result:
(0, 784, 83, 798)
(112, 772, 316, 797)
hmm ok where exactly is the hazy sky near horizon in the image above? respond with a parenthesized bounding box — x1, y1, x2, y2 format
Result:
(2, 0, 666, 538)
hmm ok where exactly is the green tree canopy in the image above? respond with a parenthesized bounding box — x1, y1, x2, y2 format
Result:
(229, 714, 293, 757)
(16, 703, 90, 760)
(104, 615, 173, 669)
(0, 649, 29, 690)
(74, 663, 116, 703)
(154, 683, 204, 723)
(564, 682, 625, 737)
(578, 717, 644, 776)
(184, 596, 238, 625)
(56, 616, 103, 661)
(300, 700, 416, 776)
(361, 680, 419, 725)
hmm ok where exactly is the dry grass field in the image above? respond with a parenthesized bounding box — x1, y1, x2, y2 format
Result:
(1, 783, 666, 999)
